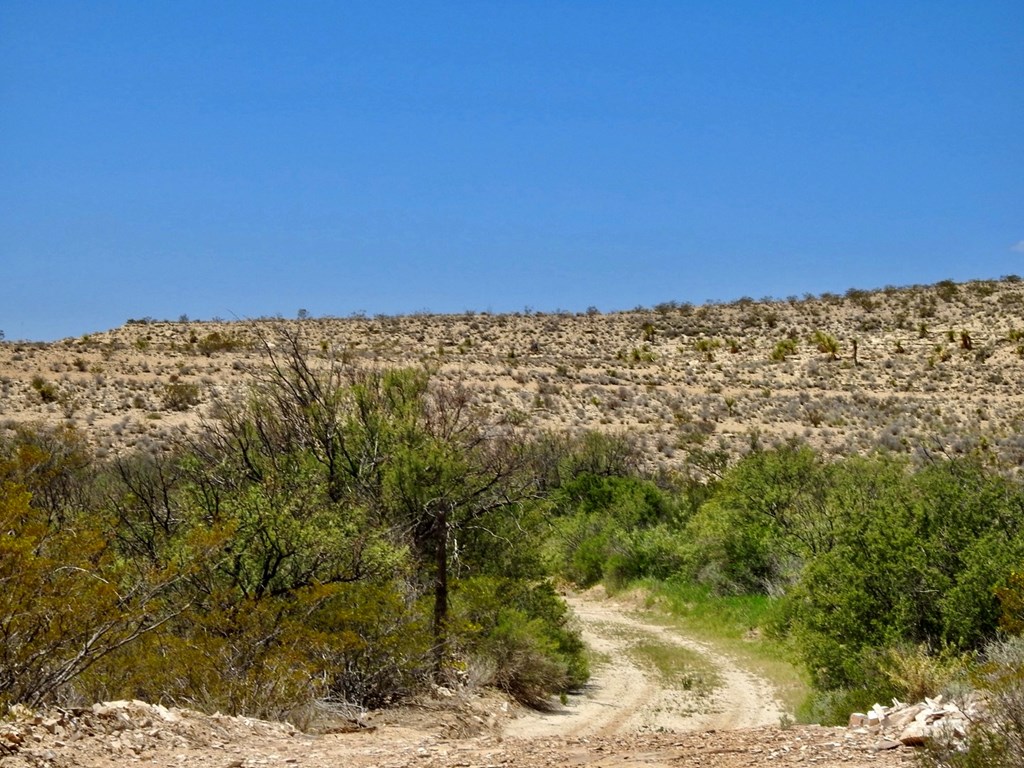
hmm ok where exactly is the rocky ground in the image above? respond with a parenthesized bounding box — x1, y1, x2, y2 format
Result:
(1, 594, 916, 768)
(0, 704, 915, 768)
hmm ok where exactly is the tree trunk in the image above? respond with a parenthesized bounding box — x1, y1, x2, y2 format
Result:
(431, 508, 449, 682)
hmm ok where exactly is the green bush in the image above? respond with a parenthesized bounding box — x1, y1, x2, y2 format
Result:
(996, 571, 1024, 634)
(0, 479, 175, 710)
(811, 330, 839, 360)
(454, 577, 587, 708)
(30, 375, 59, 403)
(771, 337, 798, 361)
(604, 524, 688, 588)
(783, 457, 1024, 694)
(878, 643, 972, 703)
(545, 473, 682, 588)
(80, 592, 323, 719)
(681, 444, 831, 595)
(310, 582, 433, 709)
(163, 381, 201, 410)
(667, 444, 1024, 717)
(196, 331, 247, 356)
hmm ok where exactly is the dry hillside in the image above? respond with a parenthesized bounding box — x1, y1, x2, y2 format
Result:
(3, 277, 1023, 471)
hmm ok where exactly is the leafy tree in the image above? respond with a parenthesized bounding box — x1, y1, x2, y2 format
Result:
(203, 326, 551, 683)
(381, 378, 536, 678)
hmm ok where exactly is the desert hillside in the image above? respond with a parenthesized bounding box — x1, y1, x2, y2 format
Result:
(3, 277, 1023, 470)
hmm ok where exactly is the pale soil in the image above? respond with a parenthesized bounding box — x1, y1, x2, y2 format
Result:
(2, 592, 913, 767)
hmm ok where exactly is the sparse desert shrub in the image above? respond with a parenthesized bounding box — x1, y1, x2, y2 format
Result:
(196, 331, 246, 356)
(630, 345, 656, 363)
(930, 345, 953, 365)
(30, 375, 59, 403)
(771, 338, 798, 361)
(162, 381, 201, 410)
(936, 279, 959, 302)
(693, 338, 721, 361)
(811, 331, 839, 361)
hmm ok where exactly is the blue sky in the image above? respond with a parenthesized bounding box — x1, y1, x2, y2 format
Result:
(2, 1, 1022, 341)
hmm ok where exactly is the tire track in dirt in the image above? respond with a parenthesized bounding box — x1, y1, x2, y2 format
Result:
(504, 591, 786, 739)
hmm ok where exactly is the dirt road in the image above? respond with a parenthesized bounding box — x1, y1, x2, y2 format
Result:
(505, 590, 786, 739)
(1, 591, 913, 767)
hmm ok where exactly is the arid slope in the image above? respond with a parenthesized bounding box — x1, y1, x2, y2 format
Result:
(2, 277, 1023, 471)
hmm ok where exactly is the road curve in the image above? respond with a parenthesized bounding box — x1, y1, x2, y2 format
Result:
(504, 590, 787, 739)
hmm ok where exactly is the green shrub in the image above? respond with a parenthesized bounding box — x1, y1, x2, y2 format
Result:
(482, 615, 574, 709)
(604, 524, 688, 588)
(545, 473, 680, 588)
(811, 330, 839, 360)
(80, 593, 322, 719)
(0, 479, 174, 709)
(798, 685, 885, 727)
(682, 444, 831, 595)
(162, 381, 201, 410)
(196, 331, 247, 355)
(310, 582, 433, 709)
(30, 375, 59, 403)
(771, 338, 798, 361)
(996, 571, 1024, 635)
(784, 457, 1024, 693)
(454, 577, 587, 708)
(878, 643, 972, 703)
(694, 338, 721, 361)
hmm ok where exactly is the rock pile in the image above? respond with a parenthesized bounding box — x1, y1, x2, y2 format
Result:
(0, 699, 300, 767)
(848, 694, 987, 751)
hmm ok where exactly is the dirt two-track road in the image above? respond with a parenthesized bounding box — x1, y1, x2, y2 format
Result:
(506, 591, 787, 739)
(2, 591, 912, 767)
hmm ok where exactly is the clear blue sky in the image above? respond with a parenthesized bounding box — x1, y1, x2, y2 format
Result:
(2, 1, 1022, 341)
